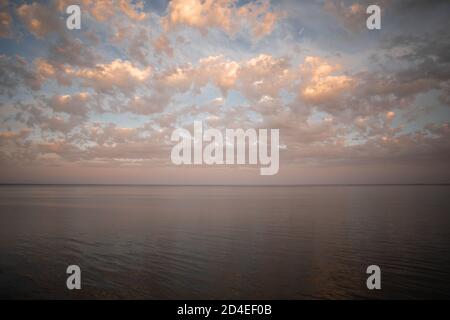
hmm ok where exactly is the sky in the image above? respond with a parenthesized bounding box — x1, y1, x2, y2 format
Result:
(0, 0, 449, 185)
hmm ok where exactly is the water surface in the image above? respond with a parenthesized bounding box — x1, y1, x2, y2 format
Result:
(0, 185, 449, 299)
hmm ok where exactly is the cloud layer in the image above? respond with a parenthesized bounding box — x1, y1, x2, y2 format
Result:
(0, 0, 449, 184)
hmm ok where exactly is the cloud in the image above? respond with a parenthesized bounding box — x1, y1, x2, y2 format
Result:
(323, 0, 391, 33)
(0, 55, 43, 94)
(150, 55, 240, 100)
(127, 95, 166, 115)
(154, 54, 294, 101)
(386, 111, 395, 120)
(0, 128, 31, 140)
(69, 59, 152, 95)
(49, 36, 100, 68)
(75, 0, 116, 22)
(128, 28, 151, 65)
(162, 0, 278, 39)
(34, 58, 73, 86)
(153, 34, 174, 57)
(48, 92, 91, 117)
(299, 56, 354, 104)
(237, 54, 295, 101)
(16, 2, 63, 38)
(56, 0, 147, 22)
(236, 0, 278, 38)
(1, 0, 450, 183)
(0, 7, 12, 38)
(39, 115, 85, 134)
(323, 1, 367, 32)
(119, 0, 147, 21)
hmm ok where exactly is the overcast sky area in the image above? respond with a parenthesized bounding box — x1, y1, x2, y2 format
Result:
(0, 0, 449, 184)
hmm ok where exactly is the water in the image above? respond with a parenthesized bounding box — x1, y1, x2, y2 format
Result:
(0, 185, 449, 299)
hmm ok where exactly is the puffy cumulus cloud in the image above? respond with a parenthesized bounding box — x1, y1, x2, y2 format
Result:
(56, 0, 114, 22)
(327, 32, 450, 121)
(0, 129, 31, 141)
(377, 33, 450, 89)
(4, 100, 449, 180)
(0, 128, 34, 165)
(156, 54, 351, 110)
(280, 122, 450, 166)
(252, 11, 276, 39)
(157, 65, 193, 92)
(267, 112, 343, 146)
(36, 139, 85, 162)
(236, 0, 278, 38)
(49, 36, 100, 68)
(4, 44, 445, 173)
(374, 127, 450, 161)
(34, 58, 73, 86)
(34, 58, 59, 84)
(354, 71, 440, 102)
(299, 56, 354, 105)
(39, 115, 85, 134)
(162, 0, 234, 35)
(82, 0, 115, 21)
(56, 0, 147, 22)
(154, 54, 295, 101)
(153, 55, 240, 98)
(45, 122, 175, 164)
(323, 0, 390, 33)
(81, 140, 172, 164)
(127, 28, 150, 65)
(385, 111, 395, 120)
(249, 95, 283, 116)
(119, 0, 147, 21)
(237, 54, 296, 101)
(116, 53, 339, 115)
(19, 101, 86, 134)
(357, 114, 400, 138)
(0, 5, 12, 38)
(56, 0, 111, 21)
(162, 0, 278, 39)
(0, 55, 43, 94)
(194, 55, 239, 95)
(48, 92, 91, 117)
(79, 123, 142, 145)
(69, 59, 152, 95)
(110, 24, 133, 43)
(323, 1, 366, 32)
(127, 95, 166, 115)
(35, 58, 56, 78)
(153, 34, 174, 57)
(16, 2, 63, 38)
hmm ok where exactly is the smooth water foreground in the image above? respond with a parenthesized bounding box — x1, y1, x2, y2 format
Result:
(0, 185, 449, 299)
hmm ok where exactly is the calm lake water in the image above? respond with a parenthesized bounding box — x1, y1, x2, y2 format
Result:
(0, 185, 449, 299)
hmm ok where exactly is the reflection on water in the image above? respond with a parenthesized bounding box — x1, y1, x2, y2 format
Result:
(0, 185, 449, 299)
